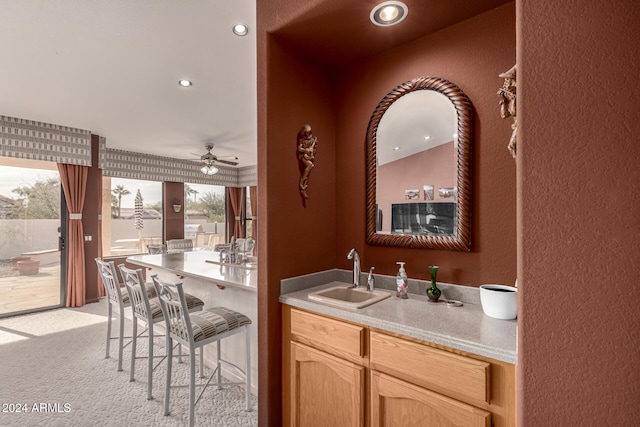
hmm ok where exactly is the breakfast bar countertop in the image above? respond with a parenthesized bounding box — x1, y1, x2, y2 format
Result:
(127, 250, 257, 292)
(279, 270, 517, 364)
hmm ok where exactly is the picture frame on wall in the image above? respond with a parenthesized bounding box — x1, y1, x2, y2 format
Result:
(439, 187, 456, 199)
(423, 185, 434, 201)
(405, 189, 419, 200)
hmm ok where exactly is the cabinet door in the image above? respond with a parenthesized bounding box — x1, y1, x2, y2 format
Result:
(371, 371, 491, 427)
(291, 342, 365, 427)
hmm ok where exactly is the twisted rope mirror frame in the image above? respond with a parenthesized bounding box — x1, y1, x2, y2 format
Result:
(366, 76, 473, 251)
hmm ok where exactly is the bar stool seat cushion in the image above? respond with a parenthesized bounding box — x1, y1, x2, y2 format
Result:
(144, 294, 205, 320)
(120, 283, 156, 305)
(189, 307, 252, 343)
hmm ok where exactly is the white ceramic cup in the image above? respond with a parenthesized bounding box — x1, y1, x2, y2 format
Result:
(479, 284, 517, 320)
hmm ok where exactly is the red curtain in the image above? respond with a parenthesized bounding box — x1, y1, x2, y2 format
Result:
(228, 187, 244, 239)
(249, 186, 257, 255)
(57, 163, 88, 307)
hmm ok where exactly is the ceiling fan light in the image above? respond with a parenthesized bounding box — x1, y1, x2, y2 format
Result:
(200, 163, 219, 175)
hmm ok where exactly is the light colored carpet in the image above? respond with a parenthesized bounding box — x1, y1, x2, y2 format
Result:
(0, 299, 257, 426)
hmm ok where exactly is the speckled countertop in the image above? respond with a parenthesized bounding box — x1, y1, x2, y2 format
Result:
(279, 269, 517, 364)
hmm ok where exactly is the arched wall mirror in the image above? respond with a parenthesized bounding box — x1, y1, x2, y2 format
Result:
(366, 76, 473, 250)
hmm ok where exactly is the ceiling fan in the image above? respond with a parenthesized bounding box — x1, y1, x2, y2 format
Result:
(193, 144, 239, 175)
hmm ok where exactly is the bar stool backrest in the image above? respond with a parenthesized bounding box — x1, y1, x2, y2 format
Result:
(96, 258, 123, 307)
(152, 276, 193, 346)
(119, 265, 151, 321)
(166, 239, 193, 253)
(244, 238, 256, 255)
(147, 244, 166, 254)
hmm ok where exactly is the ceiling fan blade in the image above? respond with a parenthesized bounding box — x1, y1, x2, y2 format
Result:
(216, 159, 239, 166)
(217, 155, 239, 160)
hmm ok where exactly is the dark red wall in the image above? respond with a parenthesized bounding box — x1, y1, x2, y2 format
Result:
(163, 182, 184, 241)
(335, 4, 517, 285)
(258, 3, 516, 425)
(84, 135, 101, 303)
(518, 0, 640, 424)
(257, 32, 338, 425)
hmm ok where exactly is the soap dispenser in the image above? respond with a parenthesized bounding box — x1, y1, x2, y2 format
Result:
(396, 262, 409, 299)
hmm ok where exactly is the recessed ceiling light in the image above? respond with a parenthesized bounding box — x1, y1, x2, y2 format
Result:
(232, 23, 249, 36)
(370, 1, 408, 27)
(424, 135, 431, 140)
(178, 79, 192, 87)
(393, 146, 400, 151)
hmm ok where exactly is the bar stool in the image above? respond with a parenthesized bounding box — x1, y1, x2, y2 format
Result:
(147, 244, 166, 254)
(166, 239, 193, 253)
(119, 265, 205, 400)
(95, 258, 157, 372)
(152, 275, 252, 427)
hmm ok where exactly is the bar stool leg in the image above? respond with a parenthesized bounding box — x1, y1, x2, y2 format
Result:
(117, 309, 125, 372)
(216, 341, 222, 389)
(164, 334, 173, 416)
(130, 318, 137, 381)
(147, 324, 154, 400)
(189, 349, 197, 427)
(106, 302, 112, 359)
(199, 347, 205, 379)
(245, 325, 251, 411)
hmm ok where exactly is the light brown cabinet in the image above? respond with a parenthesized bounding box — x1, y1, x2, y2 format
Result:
(283, 305, 516, 427)
(371, 371, 490, 427)
(291, 342, 365, 427)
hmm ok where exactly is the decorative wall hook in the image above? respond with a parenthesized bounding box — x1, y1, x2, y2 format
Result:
(498, 65, 517, 159)
(297, 124, 317, 200)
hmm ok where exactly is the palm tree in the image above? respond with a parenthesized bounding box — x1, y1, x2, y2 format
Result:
(112, 185, 130, 218)
(184, 184, 198, 204)
(184, 184, 198, 201)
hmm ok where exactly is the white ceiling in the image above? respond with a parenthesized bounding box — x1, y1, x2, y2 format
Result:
(377, 91, 457, 166)
(0, 0, 257, 167)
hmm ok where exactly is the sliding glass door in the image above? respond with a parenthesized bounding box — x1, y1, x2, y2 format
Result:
(0, 158, 65, 317)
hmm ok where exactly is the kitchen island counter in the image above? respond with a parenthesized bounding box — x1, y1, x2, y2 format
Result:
(127, 250, 256, 292)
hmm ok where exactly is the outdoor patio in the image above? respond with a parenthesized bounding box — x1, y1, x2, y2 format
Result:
(0, 261, 61, 316)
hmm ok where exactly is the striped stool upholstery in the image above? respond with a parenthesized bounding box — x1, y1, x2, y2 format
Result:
(189, 307, 251, 343)
(152, 275, 252, 427)
(120, 284, 156, 305)
(119, 265, 204, 400)
(146, 294, 205, 320)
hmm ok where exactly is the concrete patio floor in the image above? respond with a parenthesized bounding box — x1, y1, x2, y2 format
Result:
(0, 263, 61, 316)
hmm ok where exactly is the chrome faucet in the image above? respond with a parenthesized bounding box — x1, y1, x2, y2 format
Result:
(219, 236, 239, 264)
(347, 248, 360, 288)
(367, 267, 375, 291)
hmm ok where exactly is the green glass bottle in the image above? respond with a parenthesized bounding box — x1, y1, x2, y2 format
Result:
(427, 265, 441, 302)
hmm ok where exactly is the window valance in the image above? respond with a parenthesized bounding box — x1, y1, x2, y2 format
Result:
(100, 147, 257, 187)
(0, 115, 92, 166)
(0, 115, 257, 186)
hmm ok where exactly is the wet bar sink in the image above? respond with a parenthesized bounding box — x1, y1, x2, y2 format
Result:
(308, 283, 391, 309)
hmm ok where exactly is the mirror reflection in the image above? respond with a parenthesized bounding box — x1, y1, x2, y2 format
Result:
(366, 76, 473, 250)
(376, 90, 458, 235)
